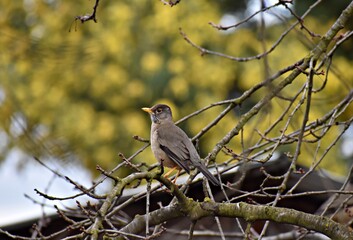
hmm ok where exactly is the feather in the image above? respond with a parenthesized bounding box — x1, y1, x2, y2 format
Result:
(157, 122, 220, 186)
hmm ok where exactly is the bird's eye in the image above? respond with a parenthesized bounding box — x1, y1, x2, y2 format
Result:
(156, 108, 162, 113)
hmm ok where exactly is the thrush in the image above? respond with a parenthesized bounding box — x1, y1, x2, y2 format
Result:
(142, 104, 221, 186)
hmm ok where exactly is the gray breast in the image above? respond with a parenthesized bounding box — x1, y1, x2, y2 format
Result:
(150, 124, 179, 169)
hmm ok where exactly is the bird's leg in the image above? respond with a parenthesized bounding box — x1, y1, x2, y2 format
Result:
(158, 160, 164, 175)
(160, 167, 178, 192)
(172, 169, 181, 184)
(164, 166, 177, 180)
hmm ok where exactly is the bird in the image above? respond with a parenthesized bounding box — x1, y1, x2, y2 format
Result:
(142, 103, 221, 186)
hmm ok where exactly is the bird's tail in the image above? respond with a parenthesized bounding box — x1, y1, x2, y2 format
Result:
(198, 165, 221, 186)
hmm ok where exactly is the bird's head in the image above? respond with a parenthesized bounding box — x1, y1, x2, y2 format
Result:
(142, 104, 173, 124)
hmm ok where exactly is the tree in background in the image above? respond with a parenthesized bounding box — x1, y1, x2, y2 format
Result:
(1, 0, 353, 239)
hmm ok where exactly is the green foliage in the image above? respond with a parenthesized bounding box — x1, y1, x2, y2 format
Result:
(0, 0, 352, 176)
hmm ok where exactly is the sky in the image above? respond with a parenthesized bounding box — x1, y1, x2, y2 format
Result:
(0, 148, 110, 227)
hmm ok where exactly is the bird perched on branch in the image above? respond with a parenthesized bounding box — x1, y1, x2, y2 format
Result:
(142, 104, 221, 186)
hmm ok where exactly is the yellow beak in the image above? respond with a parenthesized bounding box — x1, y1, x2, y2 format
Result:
(142, 107, 153, 114)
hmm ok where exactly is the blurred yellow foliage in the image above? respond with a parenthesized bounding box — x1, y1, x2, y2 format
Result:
(0, 0, 352, 177)
(169, 77, 189, 99)
(141, 52, 163, 74)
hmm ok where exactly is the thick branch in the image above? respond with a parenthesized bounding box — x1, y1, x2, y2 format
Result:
(118, 200, 353, 240)
(213, 202, 353, 240)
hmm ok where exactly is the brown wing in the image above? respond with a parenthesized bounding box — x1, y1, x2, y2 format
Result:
(157, 123, 191, 173)
(157, 123, 221, 186)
